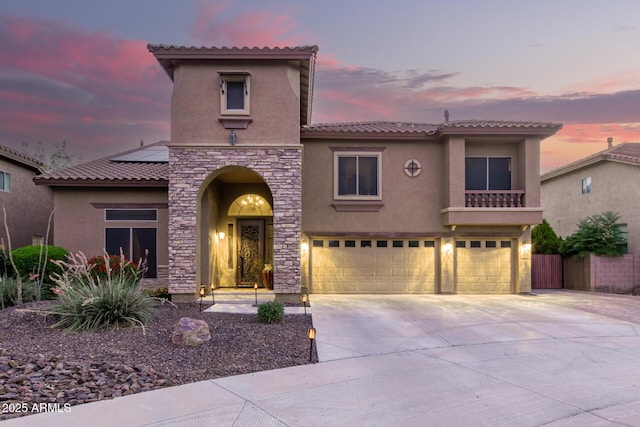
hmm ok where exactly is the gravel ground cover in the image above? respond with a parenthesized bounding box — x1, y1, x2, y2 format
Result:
(0, 300, 314, 420)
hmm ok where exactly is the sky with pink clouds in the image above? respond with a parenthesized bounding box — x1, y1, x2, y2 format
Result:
(1, 0, 639, 172)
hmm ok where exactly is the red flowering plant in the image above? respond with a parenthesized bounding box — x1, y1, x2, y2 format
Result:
(86, 249, 141, 287)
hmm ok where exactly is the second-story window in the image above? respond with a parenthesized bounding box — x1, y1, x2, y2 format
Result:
(220, 73, 250, 115)
(581, 177, 592, 194)
(465, 157, 511, 190)
(334, 152, 382, 200)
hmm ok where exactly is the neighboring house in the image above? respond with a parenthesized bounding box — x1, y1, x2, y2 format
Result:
(0, 145, 54, 250)
(35, 44, 561, 300)
(541, 142, 640, 253)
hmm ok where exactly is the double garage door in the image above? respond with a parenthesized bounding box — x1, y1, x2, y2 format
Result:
(310, 238, 514, 294)
(311, 238, 436, 293)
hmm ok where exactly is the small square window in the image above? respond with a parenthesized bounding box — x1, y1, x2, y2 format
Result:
(424, 240, 435, 247)
(486, 241, 497, 248)
(361, 240, 372, 248)
(0, 171, 10, 192)
(582, 177, 592, 194)
(345, 240, 356, 247)
(501, 241, 512, 248)
(456, 241, 466, 248)
(470, 241, 481, 248)
(220, 73, 250, 115)
(408, 240, 420, 248)
(392, 240, 403, 248)
(328, 240, 340, 248)
(312, 240, 324, 248)
(376, 240, 388, 248)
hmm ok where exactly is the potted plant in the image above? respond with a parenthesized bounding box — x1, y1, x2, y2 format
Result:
(262, 263, 273, 290)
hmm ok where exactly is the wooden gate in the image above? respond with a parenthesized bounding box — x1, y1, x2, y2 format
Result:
(532, 254, 563, 289)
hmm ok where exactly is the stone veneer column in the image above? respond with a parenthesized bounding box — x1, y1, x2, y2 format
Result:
(169, 146, 302, 298)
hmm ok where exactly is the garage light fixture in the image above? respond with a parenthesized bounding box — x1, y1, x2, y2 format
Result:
(520, 243, 532, 259)
(301, 242, 309, 253)
(442, 242, 453, 256)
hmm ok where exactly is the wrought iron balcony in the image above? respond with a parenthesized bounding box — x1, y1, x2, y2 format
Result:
(465, 191, 525, 208)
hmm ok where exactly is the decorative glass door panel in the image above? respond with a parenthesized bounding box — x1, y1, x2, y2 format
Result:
(237, 219, 265, 286)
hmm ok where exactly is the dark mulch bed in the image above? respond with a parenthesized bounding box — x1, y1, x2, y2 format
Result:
(0, 301, 314, 420)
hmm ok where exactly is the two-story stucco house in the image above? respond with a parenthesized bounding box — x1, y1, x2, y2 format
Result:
(35, 45, 561, 300)
(541, 142, 640, 253)
(0, 145, 53, 250)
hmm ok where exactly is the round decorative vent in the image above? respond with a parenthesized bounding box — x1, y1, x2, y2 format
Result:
(404, 159, 422, 177)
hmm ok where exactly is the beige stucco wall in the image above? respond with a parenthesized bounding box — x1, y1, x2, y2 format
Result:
(302, 139, 449, 234)
(542, 161, 640, 253)
(0, 159, 53, 249)
(171, 61, 301, 146)
(51, 187, 169, 269)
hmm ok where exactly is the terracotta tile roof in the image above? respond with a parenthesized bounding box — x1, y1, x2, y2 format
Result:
(0, 145, 43, 172)
(541, 142, 640, 181)
(302, 120, 562, 138)
(34, 142, 169, 187)
(302, 121, 440, 136)
(605, 142, 640, 164)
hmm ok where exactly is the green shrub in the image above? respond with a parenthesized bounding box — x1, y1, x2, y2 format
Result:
(143, 287, 171, 300)
(564, 211, 627, 257)
(47, 252, 156, 332)
(86, 254, 140, 286)
(10, 245, 68, 280)
(532, 219, 563, 254)
(257, 301, 284, 324)
(0, 276, 36, 309)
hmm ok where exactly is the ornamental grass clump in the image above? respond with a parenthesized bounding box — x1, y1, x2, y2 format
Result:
(257, 301, 284, 324)
(47, 251, 157, 333)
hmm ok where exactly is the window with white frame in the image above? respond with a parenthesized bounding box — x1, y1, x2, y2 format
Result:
(105, 228, 157, 278)
(334, 152, 382, 199)
(581, 177, 592, 194)
(0, 171, 10, 192)
(219, 73, 250, 115)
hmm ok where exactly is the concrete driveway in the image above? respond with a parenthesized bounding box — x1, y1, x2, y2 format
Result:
(9, 290, 640, 426)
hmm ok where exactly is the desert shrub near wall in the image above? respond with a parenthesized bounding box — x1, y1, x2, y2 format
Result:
(0, 276, 35, 309)
(143, 287, 171, 300)
(257, 301, 284, 324)
(47, 252, 156, 332)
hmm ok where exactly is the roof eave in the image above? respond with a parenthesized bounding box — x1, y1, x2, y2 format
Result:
(34, 179, 169, 188)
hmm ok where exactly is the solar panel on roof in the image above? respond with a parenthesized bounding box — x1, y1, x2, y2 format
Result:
(111, 146, 169, 163)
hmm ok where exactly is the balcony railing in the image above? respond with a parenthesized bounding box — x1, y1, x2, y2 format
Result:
(465, 191, 525, 208)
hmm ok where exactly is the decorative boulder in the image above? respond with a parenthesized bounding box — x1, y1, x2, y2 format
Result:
(171, 317, 211, 347)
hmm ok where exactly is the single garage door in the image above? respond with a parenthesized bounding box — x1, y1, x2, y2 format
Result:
(455, 239, 513, 294)
(311, 238, 436, 294)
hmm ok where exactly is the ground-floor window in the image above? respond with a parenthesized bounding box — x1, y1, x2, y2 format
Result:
(105, 228, 157, 278)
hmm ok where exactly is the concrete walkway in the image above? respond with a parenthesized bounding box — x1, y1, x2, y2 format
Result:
(6, 290, 640, 426)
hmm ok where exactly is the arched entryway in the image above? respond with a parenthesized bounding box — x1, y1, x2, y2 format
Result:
(198, 166, 274, 289)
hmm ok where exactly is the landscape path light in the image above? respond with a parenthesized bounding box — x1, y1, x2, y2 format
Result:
(199, 285, 205, 313)
(254, 282, 258, 307)
(210, 283, 215, 305)
(308, 327, 316, 362)
(300, 294, 309, 316)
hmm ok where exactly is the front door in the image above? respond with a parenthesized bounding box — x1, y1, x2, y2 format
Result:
(237, 219, 265, 287)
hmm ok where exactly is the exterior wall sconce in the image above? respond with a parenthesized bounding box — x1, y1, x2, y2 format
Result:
(199, 285, 205, 312)
(218, 231, 225, 240)
(308, 327, 316, 362)
(229, 130, 236, 145)
(442, 242, 453, 256)
(210, 283, 215, 305)
(301, 242, 309, 253)
(520, 243, 532, 259)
